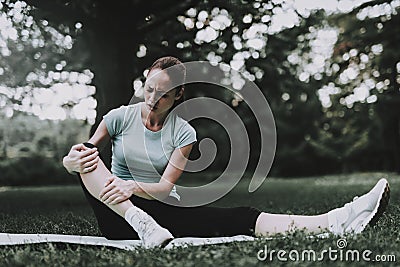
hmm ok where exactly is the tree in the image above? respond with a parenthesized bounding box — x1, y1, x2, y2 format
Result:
(321, 0, 400, 172)
(0, 0, 96, 122)
(9, 0, 198, 166)
(6, 0, 377, 177)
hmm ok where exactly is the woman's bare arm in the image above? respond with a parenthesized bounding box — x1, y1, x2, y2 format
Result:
(65, 118, 193, 202)
(99, 143, 194, 203)
(62, 120, 110, 174)
(87, 120, 111, 150)
(135, 143, 194, 199)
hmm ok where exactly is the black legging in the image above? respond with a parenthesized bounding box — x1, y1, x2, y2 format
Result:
(77, 175, 261, 240)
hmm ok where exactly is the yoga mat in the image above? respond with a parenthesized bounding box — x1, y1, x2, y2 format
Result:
(0, 233, 256, 250)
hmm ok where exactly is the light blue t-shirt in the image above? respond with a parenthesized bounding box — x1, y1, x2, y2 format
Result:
(103, 102, 197, 200)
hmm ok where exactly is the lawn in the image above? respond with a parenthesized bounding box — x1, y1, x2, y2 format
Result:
(0, 172, 399, 266)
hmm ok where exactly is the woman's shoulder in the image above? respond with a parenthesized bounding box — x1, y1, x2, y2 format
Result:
(103, 103, 142, 135)
(127, 102, 142, 109)
(120, 102, 142, 111)
(169, 112, 190, 127)
(169, 114, 197, 147)
(108, 102, 141, 113)
(104, 103, 141, 123)
(171, 114, 196, 135)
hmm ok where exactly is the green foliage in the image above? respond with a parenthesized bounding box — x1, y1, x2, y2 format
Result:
(321, 1, 400, 172)
(2, 0, 399, 180)
(0, 0, 83, 89)
(136, 4, 330, 176)
(0, 0, 95, 123)
(308, 104, 371, 173)
(0, 112, 90, 185)
(0, 154, 72, 186)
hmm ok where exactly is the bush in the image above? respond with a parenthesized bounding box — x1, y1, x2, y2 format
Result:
(0, 112, 90, 186)
(0, 154, 77, 186)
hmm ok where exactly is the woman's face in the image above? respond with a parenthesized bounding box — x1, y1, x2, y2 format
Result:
(144, 68, 183, 114)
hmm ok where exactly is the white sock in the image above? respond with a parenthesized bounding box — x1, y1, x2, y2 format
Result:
(125, 206, 154, 236)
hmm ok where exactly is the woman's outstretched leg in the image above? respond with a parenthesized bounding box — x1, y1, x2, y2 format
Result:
(79, 144, 173, 248)
(255, 213, 328, 235)
(255, 178, 390, 237)
(80, 160, 130, 217)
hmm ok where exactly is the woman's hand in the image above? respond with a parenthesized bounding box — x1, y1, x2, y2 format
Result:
(62, 144, 99, 174)
(99, 176, 137, 205)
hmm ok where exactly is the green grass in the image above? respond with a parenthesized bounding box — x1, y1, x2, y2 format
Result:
(0, 172, 399, 266)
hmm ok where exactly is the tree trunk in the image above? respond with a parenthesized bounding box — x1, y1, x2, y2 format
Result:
(82, 8, 141, 167)
(392, 110, 400, 174)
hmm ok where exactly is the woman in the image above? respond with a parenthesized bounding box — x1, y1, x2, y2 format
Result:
(63, 56, 390, 248)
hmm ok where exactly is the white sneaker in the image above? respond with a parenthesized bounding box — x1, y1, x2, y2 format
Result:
(137, 220, 174, 249)
(327, 178, 390, 235)
(125, 207, 174, 248)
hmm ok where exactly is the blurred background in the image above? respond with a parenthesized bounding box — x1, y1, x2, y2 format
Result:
(0, 0, 399, 186)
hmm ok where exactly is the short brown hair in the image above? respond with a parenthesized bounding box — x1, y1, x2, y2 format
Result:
(148, 56, 186, 91)
(148, 56, 186, 111)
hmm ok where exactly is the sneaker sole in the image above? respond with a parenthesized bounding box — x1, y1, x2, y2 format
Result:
(160, 237, 174, 248)
(353, 179, 390, 233)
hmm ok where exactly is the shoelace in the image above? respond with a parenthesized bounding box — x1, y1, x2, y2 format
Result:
(343, 196, 359, 209)
(132, 211, 159, 244)
(340, 196, 360, 226)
